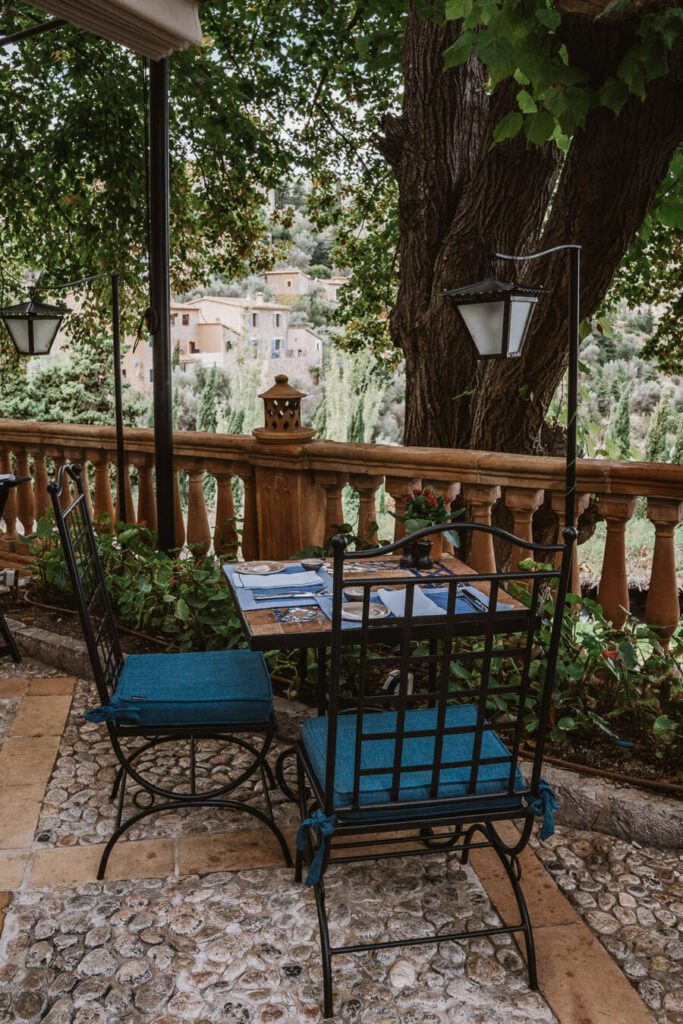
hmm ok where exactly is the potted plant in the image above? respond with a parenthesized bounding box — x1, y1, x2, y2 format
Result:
(391, 486, 456, 560)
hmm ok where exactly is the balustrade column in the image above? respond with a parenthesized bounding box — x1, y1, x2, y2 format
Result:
(645, 498, 683, 642)
(174, 470, 186, 549)
(135, 461, 157, 532)
(92, 455, 115, 533)
(235, 465, 258, 560)
(14, 450, 34, 539)
(33, 453, 50, 523)
(316, 472, 348, 544)
(118, 464, 135, 525)
(0, 452, 18, 541)
(596, 494, 637, 627)
(505, 487, 544, 583)
(385, 477, 421, 542)
(349, 474, 382, 546)
(462, 484, 501, 574)
(214, 473, 238, 558)
(550, 491, 590, 595)
(186, 468, 211, 559)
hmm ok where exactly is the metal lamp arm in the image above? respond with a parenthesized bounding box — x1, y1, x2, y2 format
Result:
(489, 244, 581, 535)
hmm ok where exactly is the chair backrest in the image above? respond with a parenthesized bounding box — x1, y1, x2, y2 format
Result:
(323, 520, 575, 817)
(49, 463, 124, 705)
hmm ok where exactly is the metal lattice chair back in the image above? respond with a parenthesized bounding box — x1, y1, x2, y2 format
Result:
(323, 521, 574, 820)
(49, 463, 123, 705)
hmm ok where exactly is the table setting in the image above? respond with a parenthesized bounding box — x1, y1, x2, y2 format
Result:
(223, 556, 515, 628)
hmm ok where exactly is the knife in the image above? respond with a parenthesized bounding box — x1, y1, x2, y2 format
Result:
(253, 590, 324, 600)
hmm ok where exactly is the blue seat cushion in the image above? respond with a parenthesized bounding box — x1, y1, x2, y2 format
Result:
(85, 650, 273, 727)
(301, 704, 524, 821)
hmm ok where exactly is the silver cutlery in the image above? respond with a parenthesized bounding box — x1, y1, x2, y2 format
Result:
(253, 590, 327, 600)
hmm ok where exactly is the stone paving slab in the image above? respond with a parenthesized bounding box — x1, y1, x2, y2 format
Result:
(0, 859, 557, 1024)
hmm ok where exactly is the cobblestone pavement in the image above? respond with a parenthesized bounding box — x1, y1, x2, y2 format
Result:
(35, 680, 299, 848)
(532, 825, 683, 1024)
(0, 654, 63, 683)
(0, 858, 556, 1024)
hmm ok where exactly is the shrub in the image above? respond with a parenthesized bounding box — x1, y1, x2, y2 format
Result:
(25, 515, 245, 653)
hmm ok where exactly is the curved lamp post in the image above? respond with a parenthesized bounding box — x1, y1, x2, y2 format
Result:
(444, 244, 581, 533)
(0, 272, 128, 523)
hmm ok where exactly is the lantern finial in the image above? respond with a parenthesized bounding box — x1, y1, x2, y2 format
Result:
(253, 374, 315, 443)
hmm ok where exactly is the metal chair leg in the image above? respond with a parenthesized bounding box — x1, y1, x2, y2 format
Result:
(485, 822, 537, 988)
(313, 878, 334, 1019)
(97, 796, 293, 880)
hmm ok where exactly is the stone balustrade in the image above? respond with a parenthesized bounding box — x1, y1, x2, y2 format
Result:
(0, 418, 681, 640)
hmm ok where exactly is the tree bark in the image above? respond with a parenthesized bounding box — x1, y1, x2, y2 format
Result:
(384, 5, 683, 452)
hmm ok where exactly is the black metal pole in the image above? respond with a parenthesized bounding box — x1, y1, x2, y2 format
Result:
(565, 247, 581, 533)
(0, 18, 65, 48)
(111, 273, 127, 523)
(148, 58, 175, 551)
(492, 243, 582, 533)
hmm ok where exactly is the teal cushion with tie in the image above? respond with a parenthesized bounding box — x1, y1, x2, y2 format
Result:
(84, 650, 273, 727)
(301, 704, 524, 820)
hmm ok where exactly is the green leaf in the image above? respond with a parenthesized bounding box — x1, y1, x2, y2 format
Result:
(476, 33, 516, 80)
(557, 716, 576, 731)
(491, 111, 523, 145)
(443, 30, 475, 68)
(517, 89, 537, 114)
(176, 597, 190, 622)
(653, 714, 676, 735)
(445, 0, 473, 20)
(535, 8, 561, 31)
(524, 110, 556, 145)
(657, 199, 683, 229)
(600, 76, 630, 115)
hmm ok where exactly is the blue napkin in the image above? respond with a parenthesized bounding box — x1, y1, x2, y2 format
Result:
(223, 563, 329, 611)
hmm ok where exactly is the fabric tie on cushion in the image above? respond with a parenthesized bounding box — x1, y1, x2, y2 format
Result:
(296, 809, 336, 887)
(527, 779, 558, 841)
(84, 703, 143, 725)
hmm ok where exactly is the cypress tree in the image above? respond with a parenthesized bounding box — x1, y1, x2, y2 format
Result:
(197, 367, 219, 506)
(605, 390, 631, 459)
(644, 395, 670, 463)
(673, 416, 683, 464)
(197, 366, 218, 434)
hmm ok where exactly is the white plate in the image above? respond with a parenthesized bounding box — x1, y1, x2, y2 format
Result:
(341, 602, 390, 622)
(238, 561, 286, 575)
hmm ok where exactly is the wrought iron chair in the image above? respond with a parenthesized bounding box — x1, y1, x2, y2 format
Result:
(295, 520, 575, 1018)
(49, 463, 292, 878)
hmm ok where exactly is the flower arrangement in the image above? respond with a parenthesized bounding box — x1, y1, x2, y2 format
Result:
(392, 487, 454, 535)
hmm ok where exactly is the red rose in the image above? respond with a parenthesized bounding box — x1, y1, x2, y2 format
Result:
(601, 650, 618, 660)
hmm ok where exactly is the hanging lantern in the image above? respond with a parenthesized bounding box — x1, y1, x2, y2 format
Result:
(253, 374, 315, 443)
(0, 294, 69, 356)
(444, 277, 544, 359)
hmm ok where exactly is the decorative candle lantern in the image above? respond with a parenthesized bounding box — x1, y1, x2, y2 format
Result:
(253, 374, 315, 443)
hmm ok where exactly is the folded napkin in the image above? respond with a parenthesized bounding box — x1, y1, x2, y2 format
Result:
(235, 570, 323, 591)
(377, 587, 445, 618)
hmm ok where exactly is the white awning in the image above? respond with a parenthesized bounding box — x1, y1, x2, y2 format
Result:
(29, 0, 202, 60)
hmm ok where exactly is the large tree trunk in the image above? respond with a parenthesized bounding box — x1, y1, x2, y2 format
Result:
(381, 6, 683, 452)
